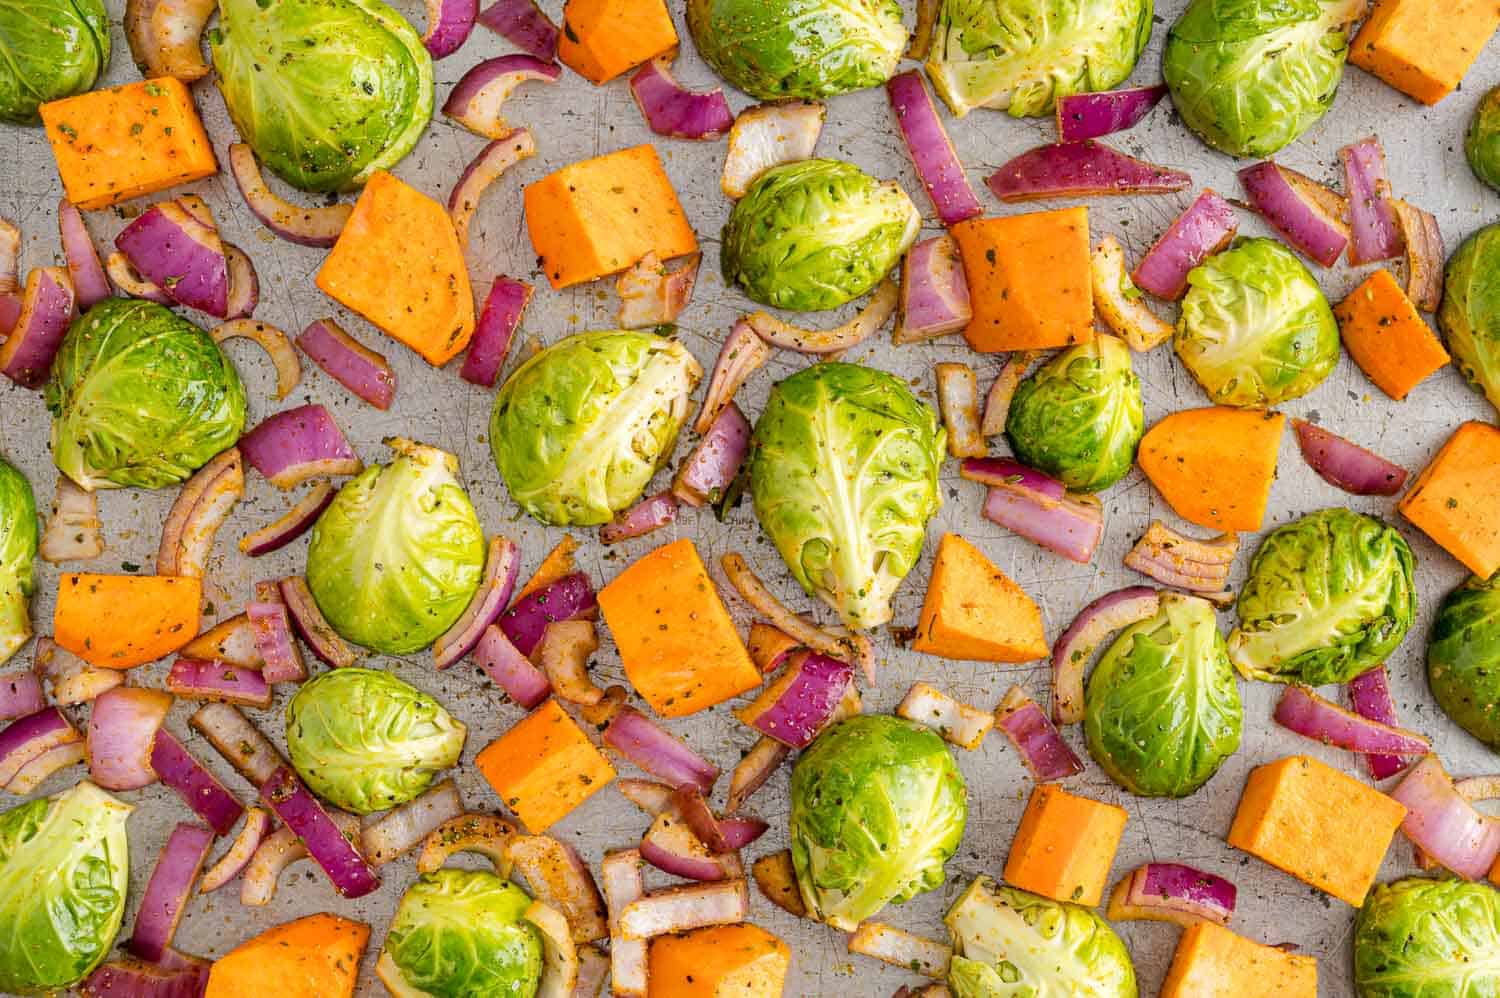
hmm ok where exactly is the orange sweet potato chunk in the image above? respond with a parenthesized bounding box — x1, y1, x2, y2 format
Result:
(476, 699, 616, 833)
(558, 0, 678, 84)
(1138, 407, 1284, 532)
(1003, 784, 1127, 906)
(524, 145, 698, 290)
(40, 79, 217, 211)
(913, 533, 1047, 663)
(1351, 0, 1500, 105)
(1398, 421, 1500, 577)
(1227, 755, 1406, 907)
(597, 539, 761, 717)
(648, 923, 791, 998)
(316, 171, 475, 366)
(951, 208, 1093, 352)
(1159, 922, 1317, 998)
(1334, 268, 1450, 400)
(53, 573, 201, 669)
(205, 913, 369, 998)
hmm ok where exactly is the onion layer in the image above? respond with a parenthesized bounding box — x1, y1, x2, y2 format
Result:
(57, 199, 110, 309)
(605, 707, 720, 793)
(746, 279, 897, 354)
(128, 821, 214, 963)
(988, 141, 1191, 202)
(0, 708, 83, 787)
(994, 686, 1084, 781)
(199, 807, 269, 893)
(673, 403, 750, 508)
(239, 482, 336, 557)
(259, 766, 380, 898)
(114, 199, 229, 317)
(39, 476, 104, 562)
(449, 130, 537, 247)
(1134, 188, 1240, 298)
(694, 320, 770, 434)
(1049, 587, 1159, 723)
(1292, 418, 1409, 496)
(443, 55, 562, 139)
(435, 536, 522, 669)
(239, 404, 361, 489)
(86, 687, 172, 791)
(1348, 666, 1416, 780)
(848, 922, 951, 979)
(1273, 684, 1430, 756)
(1092, 236, 1173, 351)
(420, 0, 477, 57)
(886, 71, 982, 225)
(1238, 163, 1347, 268)
(721, 101, 826, 200)
(600, 492, 679, 545)
(979, 461, 1104, 564)
(1106, 862, 1236, 928)
(617, 879, 750, 940)
(228, 144, 353, 248)
(474, 625, 551, 707)
(735, 652, 853, 749)
(156, 447, 243, 578)
(150, 729, 245, 835)
(212, 320, 300, 401)
(0, 266, 77, 389)
(616, 252, 700, 330)
(1390, 755, 1500, 880)
(895, 235, 971, 344)
(1055, 85, 1168, 142)
(462, 277, 532, 387)
(1393, 199, 1444, 312)
(629, 58, 733, 140)
(935, 362, 984, 458)
(1341, 135, 1403, 265)
(477, 0, 558, 59)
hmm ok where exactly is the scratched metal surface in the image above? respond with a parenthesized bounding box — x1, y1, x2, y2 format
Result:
(2, 1, 1499, 995)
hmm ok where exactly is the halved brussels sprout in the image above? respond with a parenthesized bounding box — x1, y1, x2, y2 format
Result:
(490, 331, 702, 527)
(750, 362, 944, 630)
(1085, 593, 1241, 798)
(790, 714, 967, 930)
(211, 0, 433, 192)
(382, 869, 543, 998)
(0, 457, 36, 666)
(1466, 85, 1500, 193)
(1176, 238, 1339, 407)
(1006, 334, 1143, 493)
(945, 876, 1137, 998)
(0, 0, 109, 124)
(927, 0, 1153, 118)
(686, 0, 906, 100)
(1428, 570, 1500, 750)
(306, 439, 485, 655)
(1440, 221, 1500, 416)
(0, 782, 131, 995)
(721, 159, 919, 312)
(1229, 509, 1416, 686)
(286, 668, 466, 814)
(45, 299, 247, 491)
(1164, 0, 1364, 157)
(1353, 877, 1500, 998)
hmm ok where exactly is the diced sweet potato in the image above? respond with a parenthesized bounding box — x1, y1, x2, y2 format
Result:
(558, 0, 678, 84)
(204, 913, 369, 998)
(912, 533, 1047, 663)
(1138, 407, 1284, 532)
(1351, 0, 1500, 105)
(516, 536, 580, 604)
(950, 208, 1093, 352)
(1159, 922, 1317, 998)
(647, 923, 791, 997)
(1003, 784, 1127, 907)
(1227, 755, 1406, 907)
(40, 79, 217, 211)
(53, 573, 201, 669)
(524, 145, 698, 290)
(476, 699, 616, 833)
(1398, 421, 1500, 577)
(1334, 268, 1450, 400)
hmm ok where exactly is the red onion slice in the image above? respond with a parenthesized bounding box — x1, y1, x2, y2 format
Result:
(5, 741, 85, 795)
(199, 806, 269, 893)
(32, 638, 123, 705)
(1348, 666, 1415, 780)
(260, 766, 380, 897)
(1092, 237, 1174, 351)
(278, 575, 359, 668)
(240, 825, 308, 906)
(1055, 84, 1168, 142)
(473, 625, 551, 707)
(0, 669, 43, 721)
(600, 492, 680, 544)
(747, 623, 799, 674)
(124, 0, 215, 81)
(84, 953, 211, 998)
(1390, 755, 1500, 880)
(57, 199, 110, 309)
(726, 736, 788, 814)
(694, 319, 771, 434)
(115, 199, 229, 318)
(87, 687, 172, 791)
(721, 100, 826, 199)
(1393, 200, 1444, 313)
(988, 141, 1191, 202)
(295, 318, 396, 410)
(239, 482, 336, 557)
(180, 614, 262, 670)
(223, 244, 259, 320)
(897, 681, 994, 749)
(1123, 520, 1237, 600)
(719, 552, 873, 674)
(936, 362, 984, 458)
(671, 786, 746, 853)
(994, 686, 1084, 781)
(735, 651, 852, 749)
(443, 54, 562, 138)
(673, 403, 750, 508)
(1274, 684, 1431, 756)
(960, 456, 1065, 499)
(895, 235, 971, 344)
(630, 57, 734, 140)
(887, 70, 982, 225)
(188, 702, 283, 786)
(248, 601, 306, 684)
(500, 572, 597, 657)
(128, 821, 214, 963)
(150, 729, 244, 835)
(38, 477, 104, 563)
(617, 879, 749, 940)
(639, 811, 741, 882)
(537, 619, 604, 705)
(1292, 418, 1409, 497)
(1238, 163, 1348, 268)
(848, 922, 951, 978)
(980, 352, 1037, 437)
(417, 812, 519, 875)
(983, 483, 1104, 564)
(616, 252, 700, 330)
(214, 320, 301, 402)
(1106, 862, 1236, 928)
(462, 277, 532, 387)
(0, 266, 77, 389)
(156, 446, 243, 578)
(746, 278, 898, 354)
(435, 536, 522, 669)
(105, 252, 171, 304)
(449, 130, 537, 247)
(604, 707, 720, 793)
(228, 143, 353, 248)
(1341, 136, 1403, 265)
(239, 404, 361, 489)
(420, 0, 477, 57)
(362, 780, 466, 865)
(1134, 188, 1240, 298)
(477, 0, 558, 59)
(507, 835, 609, 943)
(1050, 587, 1160, 723)
(166, 658, 272, 709)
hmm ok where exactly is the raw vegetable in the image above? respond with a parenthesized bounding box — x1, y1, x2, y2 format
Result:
(886, 70, 982, 225)
(1439, 221, 1500, 415)
(114, 198, 230, 319)
(54, 573, 201, 668)
(897, 683, 994, 750)
(1335, 269, 1451, 401)
(0, 458, 36, 665)
(1467, 84, 1500, 192)
(156, 447, 243, 579)
(1137, 407, 1284, 532)
(296, 319, 397, 409)
(151, 730, 244, 835)
(475, 700, 616, 833)
(1349, 0, 1500, 105)
(478, 0, 556, 59)
(38, 476, 102, 563)
(1291, 419, 1409, 496)
(1429, 570, 1500, 749)
(1392, 755, 1500, 881)
(1348, 665, 1415, 780)
(896, 235, 972, 343)
(203, 913, 369, 998)
(736, 651, 854, 748)
(1123, 522, 1236, 600)
(1393, 199, 1444, 313)
(1106, 862, 1236, 928)
(648, 923, 791, 997)
(672, 403, 749, 508)
(935, 363, 983, 458)
(630, 57, 733, 140)
(461, 278, 530, 388)
(950, 207, 1093, 351)
(1237, 162, 1348, 268)
(449, 132, 538, 248)
(0, 267, 76, 389)
(228, 144, 352, 248)
(0, 0, 109, 124)
(993, 687, 1084, 781)
(720, 99, 826, 199)
(442, 55, 560, 139)
(973, 458, 1104, 564)
(617, 252, 700, 330)
(558, 0, 677, 84)
(1003, 784, 1126, 907)
(1273, 684, 1429, 757)
(1340, 136, 1402, 265)
(1398, 421, 1500, 578)
(1092, 237, 1174, 351)
(604, 708, 719, 792)
(86, 686, 171, 790)
(1352, 877, 1500, 997)
(1055, 84, 1167, 141)
(1160, 922, 1316, 998)
(913, 533, 1047, 663)
(166, 657, 271, 707)
(986, 140, 1191, 202)
(1134, 189, 1239, 300)
(744, 279, 898, 354)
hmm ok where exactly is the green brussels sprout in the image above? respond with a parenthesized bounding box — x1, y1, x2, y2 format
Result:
(0, 457, 36, 666)
(210, 0, 433, 192)
(687, 0, 905, 101)
(1085, 593, 1241, 798)
(0, 0, 109, 124)
(945, 876, 1137, 997)
(306, 439, 485, 654)
(750, 362, 944, 630)
(490, 331, 702, 527)
(287, 668, 466, 814)
(381, 869, 543, 998)
(1005, 334, 1143, 493)
(926, 0, 1153, 118)
(721, 159, 919, 312)
(45, 300, 247, 491)
(0, 782, 131, 995)
(1427, 570, 1500, 750)
(789, 714, 967, 930)
(1439, 222, 1500, 416)
(1175, 237, 1339, 407)
(1229, 509, 1416, 686)
(1353, 877, 1500, 998)
(1465, 85, 1500, 193)
(1164, 0, 1364, 158)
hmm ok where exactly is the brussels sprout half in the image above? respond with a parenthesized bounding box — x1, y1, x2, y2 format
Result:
(749, 362, 944, 630)
(1006, 334, 1143, 493)
(0, 0, 109, 124)
(686, 0, 906, 101)
(1175, 238, 1339, 407)
(1428, 570, 1500, 750)
(1353, 878, 1500, 998)
(927, 0, 1153, 118)
(789, 715, 967, 930)
(1440, 222, 1500, 416)
(1466, 85, 1500, 193)
(490, 330, 702, 527)
(1229, 509, 1416, 686)
(45, 299, 247, 491)
(721, 159, 919, 313)
(0, 457, 36, 667)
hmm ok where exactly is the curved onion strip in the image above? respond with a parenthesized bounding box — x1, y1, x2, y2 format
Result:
(145, 0, 215, 80)
(617, 252, 700, 329)
(1238, 164, 1345, 269)
(848, 922, 951, 979)
(720, 552, 869, 669)
(156, 447, 243, 578)
(417, 812, 518, 875)
(0, 708, 79, 786)
(994, 686, 1084, 781)
(32, 638, 122, 705)
(979, 352, 1038, 437)
(477, 0, 558, 60)
(199, 807, 270, 893)
(673, 403, 749, 508)
(462, 277, 531, 388)
(434, 536, 522, 669)
(1055, 84, 1168, 142)
(735, 651, 853, 749)
(695, 320, 770, 434)
(617, 778, 674, 817)
(1106, 862, 1236, 928)
(897, 682, 993, 750)
(1274, 684, 1431, 756)
(629, 58, 733, 140)
(1390, 755, 1500, 880)
(982, 479, 1103, 564)
(1092, 237, 1173, 351)
(1050, 587, 1160, 723)
(1124, 521, 1237, 598)
(238, 404, 362, 490)
(573, 945, 608, 998)
(0, 670, 43, 722)
(449, 130, 537, 247)
(39, 477, 103, 562)
(115, 199, 228, 317)
(212, 320, 300, 401)
(526, 900, 580, 998)
(721, 100, 826, 200)
(87, 687, 172, 791)
(746, 279, 898, 354)
(223, 244, 259, 320)
(726, 736, 789, 814)
(106, 252, 171, 303)
(1291, 419, 1409, 497)
(228, 144, 352, 248)
(420, 0, 478, 58)
(5, 740, 85, 794)
(258, 767, 379, 898)
(240, 824, 314, 906)
(935, 362, 984, 459)
(508, 835, 609, 943)
(443, 55, 563, 139)
(577, 684, 627, 729)
(600, 491, 679, 544)
(604, 707, 719, 794)
(280, 576, 359, 668)
(1348, 666, 1415, 780)
(640, 811, 742, 881)
(239, 482, 336, 557)
(362, 780, 466, 865)
(180, 614, 261, 670)
(57, 199, 110, 309)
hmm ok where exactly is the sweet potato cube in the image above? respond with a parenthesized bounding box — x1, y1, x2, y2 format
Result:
(951, 208, 1093, 352)
(558, 0, 678, 84)
(1228, 755, 1406, 907)
(648, 923, 791, 997)
(476, 699, 616, 833)
(1351, 0, 1500, 105)
(524, 145, 698, 290)
(1334, 268, 1450, 400)
(1138, 407, 1284, 532)
(1003, 784, 1127, 906)
(53, 573, 201, 669)
(316, 171, 475, 366)
(1159, 922, 1317, 998)
(205, 913, 369, 998)
(913, 533, 1047, 663)
(40, 79, 217, 211)
(597, 538, 761, 718)
(1398, 421, 1500, 577)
